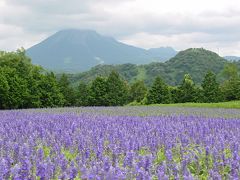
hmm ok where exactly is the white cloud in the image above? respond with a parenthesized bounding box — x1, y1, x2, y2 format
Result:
(0, 0, 5, 7)
(120, 32, 240, 56)
(0, 0, 240, 55)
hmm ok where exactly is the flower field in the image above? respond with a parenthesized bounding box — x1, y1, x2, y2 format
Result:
(1, 107, 240, 179)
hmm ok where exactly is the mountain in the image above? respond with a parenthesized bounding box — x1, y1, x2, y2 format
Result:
(27, 29, 176, 72)
(164, 48, 227, 84)
(69, 48, 230, 86)
(224, 56, 240, 61)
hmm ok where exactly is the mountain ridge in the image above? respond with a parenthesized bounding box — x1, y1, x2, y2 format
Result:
(69, 48, 238, 86)
(26, 29, 177, 72)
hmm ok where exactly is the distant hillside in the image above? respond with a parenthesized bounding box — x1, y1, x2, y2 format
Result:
(69, 48, 231, 86)
(27, 29, 177, 72)
(224, 56, 240, 61)
(164, 48, 227, 84)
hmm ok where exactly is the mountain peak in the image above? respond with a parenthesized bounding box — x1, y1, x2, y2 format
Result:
(27, 29, 177, 72)
(169, 48, 225, 63)
(165, 48, 227, 83)
(186, 48, 215, 53)
(48, 29, 103, 43)
(57, 29, 99, 36)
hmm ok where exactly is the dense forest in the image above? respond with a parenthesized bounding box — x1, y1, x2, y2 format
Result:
(0, 49, 240, 109)
(69, 48, 240, 86)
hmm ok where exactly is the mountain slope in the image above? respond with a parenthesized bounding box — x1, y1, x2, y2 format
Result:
(164, 48, 227, 84)
(69, 48, 230, 86)
(27, 29, 176, 72)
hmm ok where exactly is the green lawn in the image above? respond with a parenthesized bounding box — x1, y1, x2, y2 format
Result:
(152, 101, 240, 109)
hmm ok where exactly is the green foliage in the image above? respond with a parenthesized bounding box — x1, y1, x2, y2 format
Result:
(221, 77, 240, 101)
(127, 101, 143, 106)
(0, 50, 64, 109)
(169, 86, 181, 103)
(129, 80, 147, 103)
(186, 148, 212, 179)
(154, 147, 166, 165)
(165, 48, 227, 85)
(43, 146, 51, 158)
(71, 64, 139, 86)
(1, 67, 29, 109)
(221, 63, 239, 80)
(58, 74, 76, 106)
(177, 74, 197, 103)
(0, 48, 240, 108)
(76, 82, 89, 106)
(38, 72, 65, 107)
(138, 147, 151, 156)
(61, 148, 78, 162)
(88, 76, 108, 106)
(220, 63, 240, 101)
(106, 71, 129, 106)
(71, 48, 228, 86)
(146, 76, 171, 104)
(153, 101, 240, 109)
(202, 71, 222, 102)
(0, 68, 10, 109)
(26, 66, 46, 108)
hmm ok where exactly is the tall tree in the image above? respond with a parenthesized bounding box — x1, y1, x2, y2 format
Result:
(221, 77, 240, 101)
(169, 86, 181, 103)
(221, 63, 239, 80)
(220, 63, 240, 101)
(105, 71, 129, 106)
(129, 80, 147, 103)
(76, 82, 89, 106)
(0, 68, 9, 109)
(2, 67, 29, 109)
(146, 76, 171, 104)
(58, 74, 76, 106)
(25, 66, 44, 108)
(178, 74, 197, 103)
(202, 71, 222, 102)
(38, 72, 64, 107)
(88, 76, 108, 106)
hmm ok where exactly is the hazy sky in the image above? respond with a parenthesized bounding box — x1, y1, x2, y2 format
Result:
(0, 0, 240, 55)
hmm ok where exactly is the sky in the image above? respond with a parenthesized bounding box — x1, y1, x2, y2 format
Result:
(0, 0, 240, 56)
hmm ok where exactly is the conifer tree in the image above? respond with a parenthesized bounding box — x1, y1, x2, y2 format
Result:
(178, 74, 196, 103)
(129, 80, 147, 103)
(221, 77, 240, 101)
(146, 76, 171, 104)
(202, 71, 221, 102)
(76, 82, 89, 106)
(106, 71, 129, 106)
(59, 74, 76, 106)
(220, 63, 240, 101)
(0, 68, 9, 109)
(38, 72, 64, 107)
(88, 76, 108, 106)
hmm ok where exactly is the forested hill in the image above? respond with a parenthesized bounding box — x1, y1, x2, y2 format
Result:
(69, 48, 236, 86)
(1, 48, 240, 109)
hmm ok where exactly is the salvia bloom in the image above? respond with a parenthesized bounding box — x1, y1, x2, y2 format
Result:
(0, 107, 240, 179)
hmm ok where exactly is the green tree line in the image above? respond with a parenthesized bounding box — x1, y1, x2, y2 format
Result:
(0, 50, 240, 109)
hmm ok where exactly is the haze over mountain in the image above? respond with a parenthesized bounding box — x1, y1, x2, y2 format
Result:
(224, 56, 240, 61)
(147, 47, 177, 61)
(26, 29, 177, 72)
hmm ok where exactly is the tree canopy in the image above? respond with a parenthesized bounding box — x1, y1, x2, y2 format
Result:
(0, 49, 239, 109)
